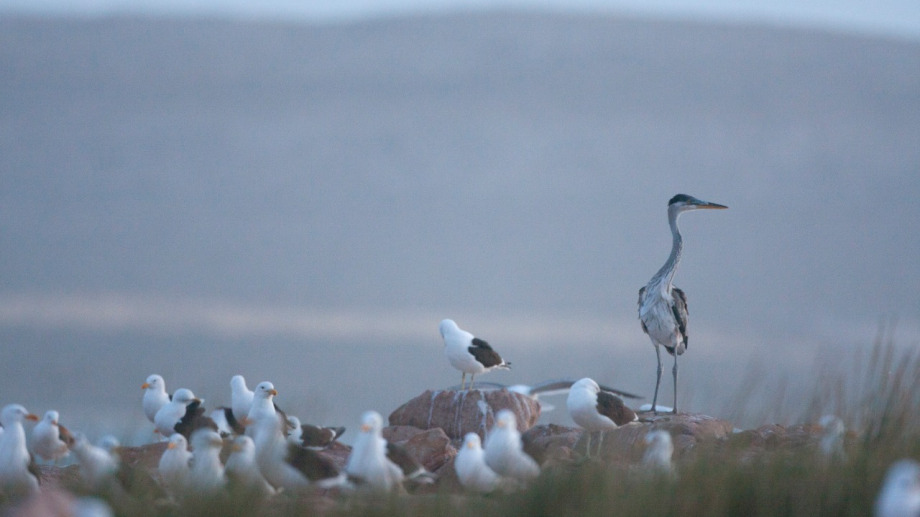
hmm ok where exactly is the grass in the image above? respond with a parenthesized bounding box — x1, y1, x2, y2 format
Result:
(4, 330, 919, 516)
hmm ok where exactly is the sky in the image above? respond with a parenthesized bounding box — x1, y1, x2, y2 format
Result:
(1, 0, 918, 441)
(1, 0, 920, 40)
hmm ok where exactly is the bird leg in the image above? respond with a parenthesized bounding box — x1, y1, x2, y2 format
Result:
(672, 354, 679, 414)
(460, 373, 467, 391)
(596, 431, 606, 458)
(470, 374, 476, 390)
(584, 431, 592, 458)
(652, 345, 663, 414)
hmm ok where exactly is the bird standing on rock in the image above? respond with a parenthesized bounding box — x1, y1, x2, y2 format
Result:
(566, 377, 637, 458)
(483, 409, 540, 485)
(141, 374, 170, 424)
(455, 433, 501, 493)
(31, 410, 73, 463)
(440, 319, 511, 390)
(638, 194, 727, 414)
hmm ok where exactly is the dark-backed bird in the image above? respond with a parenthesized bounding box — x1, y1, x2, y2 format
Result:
(154, 388, 214, 438)
(440, 319, 511, 390)
(285, 416, 346, 450)
(0, 404, 41, 496)
(638, 194, 727, 413)
(566, 377, 638, 458)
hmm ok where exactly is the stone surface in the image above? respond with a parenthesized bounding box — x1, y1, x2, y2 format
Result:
(382, 426, 456, 473)
(388, 389, 541, 440)
(521, 424, 581, 466)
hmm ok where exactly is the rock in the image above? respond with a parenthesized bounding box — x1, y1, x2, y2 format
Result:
(388, 389, 541, 440)
(521, 424, 581, 465)
(575, 412, 735, 462)
(315, 440, 352, 471)
(382, 426, 457, 473)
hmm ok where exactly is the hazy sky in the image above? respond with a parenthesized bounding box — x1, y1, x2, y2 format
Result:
(1, 0, 919, 40)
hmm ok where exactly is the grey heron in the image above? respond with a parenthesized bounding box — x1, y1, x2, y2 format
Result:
(638, 194, 727, 414)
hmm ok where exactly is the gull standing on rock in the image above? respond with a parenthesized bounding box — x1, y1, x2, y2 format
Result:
(455, 433, 501, 493)
(566, 377, 638, 458)
(142, 374, 170, 424)
(638, 194, 727, 414)
(345, 411, 404, 492)
(154, 388, 208, 438)
(158, 434, 192, 496)
(0, 404, 41, 496)
(31, 410, 73, 463)
(483, 410, 540, 485)
(440, 319, 511, 390)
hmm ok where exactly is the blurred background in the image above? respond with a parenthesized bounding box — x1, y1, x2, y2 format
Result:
(1, 0, 918, 444)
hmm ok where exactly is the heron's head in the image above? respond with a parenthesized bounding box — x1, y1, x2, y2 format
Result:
(668, 194, 728, 214)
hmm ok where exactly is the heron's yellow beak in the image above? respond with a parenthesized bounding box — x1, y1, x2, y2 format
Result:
(698, 202, 728, 209)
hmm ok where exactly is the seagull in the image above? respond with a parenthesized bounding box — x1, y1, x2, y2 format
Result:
(188, 429, 226, 493)
(440, 319, 511, 390)
(455, 433, 501, 493)
(638, 194, 727, 414)
(875, 459, 920, 517)
(285, 416, 346, 450)
(248, 382, 343, 490)
(154, 388, 211, 438)
(566, 377, 638, 458)
(225, 435, 275, 496)
(642, 430, 674, 473)
(345, 411, 404, 492)
(483, 409, 540, 484)
(31, 410, 73, 463)
(70, 433, 119, 489)
(141, 374, 170, 424)
(158, 434, 192, 496)
(0, 404, 41, 497)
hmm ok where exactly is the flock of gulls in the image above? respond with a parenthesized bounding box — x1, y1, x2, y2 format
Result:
(1, 194, 919, 517)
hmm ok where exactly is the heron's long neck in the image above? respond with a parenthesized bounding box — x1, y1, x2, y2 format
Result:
(649, 210, 683, 293)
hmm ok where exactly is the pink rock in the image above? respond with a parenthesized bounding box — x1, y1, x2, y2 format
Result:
(388, 389, 541, 440)
(521, 424, 581, 465)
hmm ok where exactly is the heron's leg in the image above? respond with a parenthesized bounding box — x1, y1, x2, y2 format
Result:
(652, 345, 663, 413)
(672, 354, 679, 414)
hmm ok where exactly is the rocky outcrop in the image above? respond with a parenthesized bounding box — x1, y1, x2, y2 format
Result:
(382, 426, 457, 473)
(388, 389, 541, 440)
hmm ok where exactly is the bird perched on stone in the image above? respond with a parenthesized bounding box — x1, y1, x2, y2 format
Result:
(440, 319, 511, 390)
(455, 432, 501, 493)
(154, 388, 215, 439)
(141, 374, 170, 424)
(158, 434, 192, 497)
(31, 409, 74, 463)
(0, 404, 41, 497)
(70, 433, 120, 489)
(345, 411, 404, 492)
(225, 435, 275, 496)
(566, 377, 638, 458)
(188, 429, 226, 494)
(286, 415, 346, 450)
(483, 410, 540, 485)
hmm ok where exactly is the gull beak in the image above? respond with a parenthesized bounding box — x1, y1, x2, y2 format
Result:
(26, 414, 39, 422)
(361, 424, 372, 432)
(239, 417, 252, 427)
(232, 443, 243, 452)
(167, 442, 176, 450)
(52, 420, 58, 426)
(466, 441, 475, 449)
(142, 382, 150, 389)
(269, 389, 278, 396)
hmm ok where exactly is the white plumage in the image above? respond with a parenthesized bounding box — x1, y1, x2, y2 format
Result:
(455, 433, 500, 493)
(642, 430, 674, 473)
(567, 377, 637, 457)
(158, 434, 192, 496)
(0, 404, 40, 496)
(440, 319, 510, 390)
(345, 411, 404, 492)
(875, 459, 920, 517)
(231, 374, 255, 425)
(141, 374, 170, 424)
(70, 433, 119, 488)
(31, 410, 70, 463)
(154, 388, 198, 438)
(225, 435, 275, 496)
(188, 429, 226, 493)
(483, 409, 539, 484)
